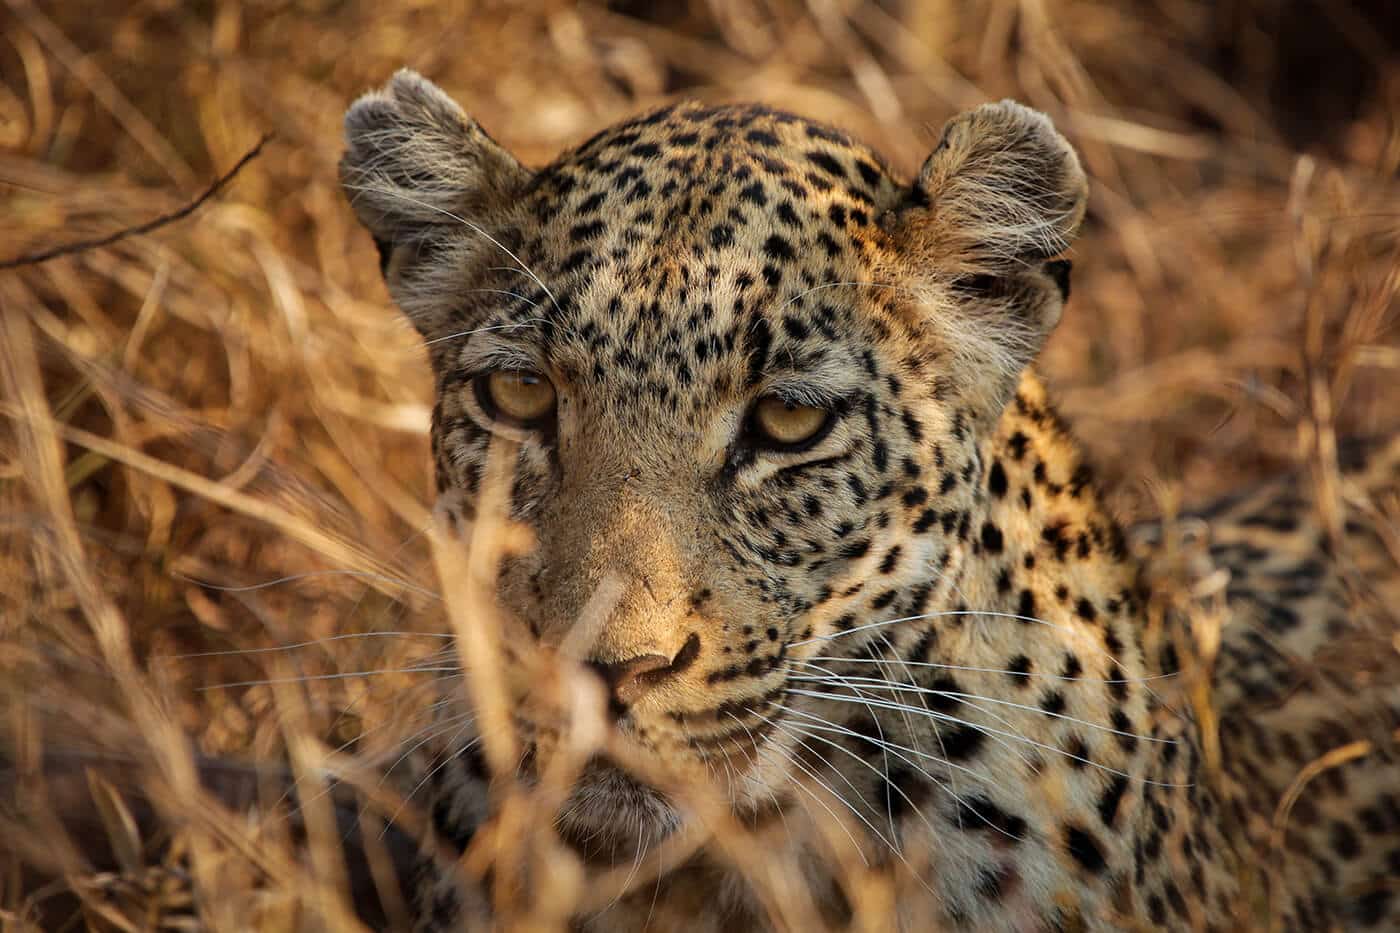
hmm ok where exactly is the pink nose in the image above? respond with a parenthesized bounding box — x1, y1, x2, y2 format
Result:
(585, 653, 673, 709)
(585, 634, 701, 713)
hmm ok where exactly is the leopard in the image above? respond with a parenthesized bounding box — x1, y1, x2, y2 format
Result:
(338, 70, 1400, 931)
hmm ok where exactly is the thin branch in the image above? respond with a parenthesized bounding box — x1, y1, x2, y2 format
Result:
(0, 134, 272, 271)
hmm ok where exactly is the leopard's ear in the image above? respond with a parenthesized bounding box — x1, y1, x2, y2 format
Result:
(339, 70, 530, 276)
(892, 101, 1088, 423)
(899, 99, 1087, 278)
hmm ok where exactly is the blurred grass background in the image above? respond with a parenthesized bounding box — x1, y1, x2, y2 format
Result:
(0, 0, 1398, 928)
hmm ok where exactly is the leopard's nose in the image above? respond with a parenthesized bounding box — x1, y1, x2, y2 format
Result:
(586, 653, 672, 710)
(585, 634, 702, 715)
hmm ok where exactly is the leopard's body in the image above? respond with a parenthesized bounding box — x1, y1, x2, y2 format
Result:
(339, 71, 1400, 931)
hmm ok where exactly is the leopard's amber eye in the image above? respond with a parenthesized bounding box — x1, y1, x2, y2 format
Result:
(475, 370, 557, 426)
(751, 396, 831, 449)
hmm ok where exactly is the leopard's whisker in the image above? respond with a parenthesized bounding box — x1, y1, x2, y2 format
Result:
(170, 569, 441, 601)
(799, 609, 1119, 658)
(799, 654, 1176, 686)
(788, 670, 1174, 745)
(267, 698, 460, 821)
(762, 716, 957, 887)
(777, 704, 988, 790)
(380, 707, 475, 784)
(767, 280, 907, 317)
(423, 313, 550, 346)
(721, 711, 795, 832)
(197, 668, 462, 692)
(784, 648, 934, 825)
(872, 630, 935, 767)
(864, 629, 948, 830)
(785, 659, 1015, 785)
(791, 657, 1044, 786)
(387, 728, 483, 832)
(773, 709, 1026, 847)
(765, 717, 914, 856)
(599, 809, 651, 915)
(750, 731, 884, 864)
(785, 689, 1188, 787)
(798, 609, 1148, 691)
(167, 630, 454, 660)
(824, 605, 1184, 719)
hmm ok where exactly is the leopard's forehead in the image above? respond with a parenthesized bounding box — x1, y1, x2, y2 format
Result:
(524, 103, 904, 267)
(458, 103, 916, 415)
(535, 101, 899, 209)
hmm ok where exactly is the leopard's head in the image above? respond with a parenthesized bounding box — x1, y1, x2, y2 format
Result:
(340, 70, 1087, 855)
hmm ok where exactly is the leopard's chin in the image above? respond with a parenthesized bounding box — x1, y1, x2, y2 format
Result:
(553, 758, 682, 863)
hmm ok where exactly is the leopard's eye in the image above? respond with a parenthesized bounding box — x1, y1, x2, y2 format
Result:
(475, 370, 557, 427)
(750, 395, 831, 449)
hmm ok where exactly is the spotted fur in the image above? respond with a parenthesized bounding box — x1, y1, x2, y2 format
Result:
(340, 70, 1400, 931)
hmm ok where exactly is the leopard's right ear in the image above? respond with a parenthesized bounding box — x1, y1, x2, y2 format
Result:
(339, 70, 530, 275)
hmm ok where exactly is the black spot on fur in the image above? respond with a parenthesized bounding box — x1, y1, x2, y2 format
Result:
(956, 796, 1028, 840)
(939, 724, 986, 760)
(1007, 655, 1033, 686)
(806, 151, 846, 177)
(1065, 825, 1107, 874)
(879, 764, 932, 819)
(1110, 710, 1138, 753)
(1017, 589, 1037, 621)
(980, 522, 1004, 554)
(1331, 820, 1361, 860)
(1097, 775, 1129, 828)
(987, 460, 1008, 498)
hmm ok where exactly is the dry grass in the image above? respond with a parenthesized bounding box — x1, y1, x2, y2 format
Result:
(0, 0, 1397, 930)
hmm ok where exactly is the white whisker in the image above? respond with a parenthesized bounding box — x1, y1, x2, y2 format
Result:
(386, 728, 483, 834)
(775, 704, 991, 789)
(424, 314, 549, 347)
(198, 668, 460, 691)
(380, 708, 474, 785)
(171, 569, 441, 601)
(167, 631, 453, 660)
(768, 281, 906, 317)
(799, 654, 1175, 686)
(784, 689, 1188, 787)
(788, 671, 1173, 745)
(751, 731, 882, 864)
(774, 710, 1024, 847)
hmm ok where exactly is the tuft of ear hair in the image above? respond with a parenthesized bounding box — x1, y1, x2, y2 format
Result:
(900, 99, 1088, 279)
(339, 70, 529, 256)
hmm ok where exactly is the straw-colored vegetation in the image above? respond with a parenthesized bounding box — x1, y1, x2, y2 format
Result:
(1, 1, 1397, 930)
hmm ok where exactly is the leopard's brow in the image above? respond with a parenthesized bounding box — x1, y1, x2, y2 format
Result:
(758, 348, 866, 407)
(455, 334, 543, 374)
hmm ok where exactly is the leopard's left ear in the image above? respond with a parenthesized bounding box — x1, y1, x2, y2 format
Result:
(898, 99, 1087, 278)
(890, 100, 1087, 423)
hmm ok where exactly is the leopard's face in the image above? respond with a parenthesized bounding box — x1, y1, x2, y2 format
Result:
(341, 72, 1086, 855)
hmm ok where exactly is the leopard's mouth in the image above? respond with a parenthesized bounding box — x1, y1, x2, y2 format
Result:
(511, 692, 786, 863)
(553, 757, 681, 863)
